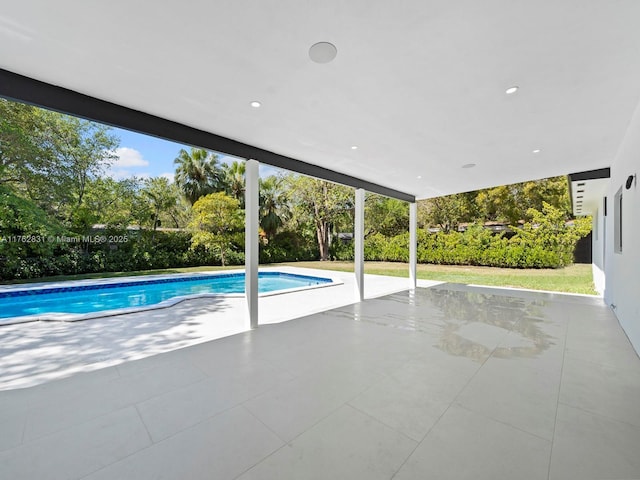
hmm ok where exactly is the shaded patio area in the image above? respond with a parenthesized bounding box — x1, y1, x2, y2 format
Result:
(0, 267, 420, 390)
(1, 283, 639, 479)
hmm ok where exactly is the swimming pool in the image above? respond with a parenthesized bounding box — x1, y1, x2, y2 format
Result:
(0, 271, 335, 323)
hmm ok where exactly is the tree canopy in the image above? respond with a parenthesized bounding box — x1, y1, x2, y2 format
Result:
(419, 176, 572, 230)
(189, 192, 243, 266)
(285, 176, 353, 261)
(174, 148, 224, 204)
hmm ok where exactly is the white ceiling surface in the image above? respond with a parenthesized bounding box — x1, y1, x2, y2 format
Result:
(570, 178, 608, 216)
(2, 1, 640, 199)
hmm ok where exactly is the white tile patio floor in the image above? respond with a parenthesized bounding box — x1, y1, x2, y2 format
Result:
(1, 282, 640, 479)
(0, 267, 418, 390)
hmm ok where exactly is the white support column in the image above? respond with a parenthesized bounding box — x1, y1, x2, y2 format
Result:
(245, 159, 259, 329)
(355, 188, 365, 301)
(409, 201, 417, 290)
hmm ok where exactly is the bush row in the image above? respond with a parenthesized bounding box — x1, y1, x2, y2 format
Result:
(0, 229, 320, 280)
(0, 205, 589, 279)
(352, 221, 586, 268)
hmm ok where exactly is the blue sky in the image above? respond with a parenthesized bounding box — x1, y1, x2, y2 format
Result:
(109, 127, 280, 180)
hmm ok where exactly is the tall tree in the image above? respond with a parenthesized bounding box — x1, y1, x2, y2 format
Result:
(418, 193, 477, 232)
(54, 117, 118, 230)
(222, 160, 246, 206)
(140, 177, 180, 232)
(174, 148, 223, 204)
(72, 177, 140, 231)
(189, 192, 243, 266)
(365, 194, 409, 237)
(286, 176, 353, 261)
(476, 176, 571, 225)
(259, 175, 288, 242)
(0, 99, 118, 226)
(0, 99, 45, 187)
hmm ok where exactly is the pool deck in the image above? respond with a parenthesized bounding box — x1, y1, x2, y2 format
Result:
(0, 266, 432, 389)
(0, 269, 344, 324)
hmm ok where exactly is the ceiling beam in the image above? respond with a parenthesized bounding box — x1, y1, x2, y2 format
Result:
(0, 68, 415, 202)
(568, 167, 610, 182)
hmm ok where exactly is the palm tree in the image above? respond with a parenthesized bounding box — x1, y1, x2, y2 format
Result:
(173, 148, 223, 204)
(259, 175, 287, 241)
(141, 177, 178, 231)
(222, 160, 246, 207)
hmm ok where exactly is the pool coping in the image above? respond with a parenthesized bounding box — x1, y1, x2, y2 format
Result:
(0, 269, 343, 325)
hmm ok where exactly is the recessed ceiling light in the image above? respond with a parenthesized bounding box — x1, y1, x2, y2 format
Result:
(462, 163, 476, 169)
(250, 101, 261, 108)
(417, 175, 422, 179)
(351, 145, 358, 150)
(532, 149, 541, 154)
(505, 86, 519, 95)
(309, 42, 338, 63)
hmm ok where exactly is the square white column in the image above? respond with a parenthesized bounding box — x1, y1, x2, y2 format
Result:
(355, 188, 365, 301)
(245, 159, 259, 328)
(409, 201, 417, 290)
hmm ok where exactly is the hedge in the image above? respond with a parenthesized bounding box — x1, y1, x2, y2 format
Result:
(0, 228, 321, 281)
(331, 204, 591, 268)
(0, 230, 224, 280)
(0, 203, 590, 280)
(356, 218, 589, 268)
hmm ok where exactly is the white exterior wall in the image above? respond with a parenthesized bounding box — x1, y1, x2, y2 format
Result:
(591, 207, 606, 295)
(600, 101, 640, 353)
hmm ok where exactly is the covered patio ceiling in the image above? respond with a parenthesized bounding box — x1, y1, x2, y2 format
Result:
(1, 1, 640, 199)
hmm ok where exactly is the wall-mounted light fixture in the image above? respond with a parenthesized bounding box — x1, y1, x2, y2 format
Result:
(625, 174, 636, 190)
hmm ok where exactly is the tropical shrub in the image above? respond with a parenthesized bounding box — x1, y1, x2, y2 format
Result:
(362, 203, 590, 269)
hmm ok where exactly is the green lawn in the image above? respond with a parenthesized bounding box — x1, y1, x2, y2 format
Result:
(4, 261, 597, 295)
(273, 261, 597, 295)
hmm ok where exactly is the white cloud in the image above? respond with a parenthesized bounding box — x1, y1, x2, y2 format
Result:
(109, 169, 131, 180)
(112, 147, 149, 168)
(109, 170, 150, 180)
(107, 147, 151, 180)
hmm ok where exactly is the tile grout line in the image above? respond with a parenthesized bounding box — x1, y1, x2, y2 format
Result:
(131, 376, 285, 447)
(546, 309, 569, 480)
(231, 400, 347, 480)
(556, 401, 640, 431)
(563, 350, 640, 375)
(453, 402, 553, 443)
(133, 404, 154, 445)
(390, 299, 554, 480)
(345, 402, 421, 445)
(24, 360, 211, 444)
(229, 405, 290, 480)
(390, 330, 502, 479)
(77, 401, 251, 480)
(444, 303, 568, 444)
(239, 403, 288, 444)
(235, 370, 390, 478)
(119, 357, 302, 451)
(73, 405, 158, 480)
(19, 408, 28, 445)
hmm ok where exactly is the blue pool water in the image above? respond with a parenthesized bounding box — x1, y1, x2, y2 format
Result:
(0, 272, 332, 320)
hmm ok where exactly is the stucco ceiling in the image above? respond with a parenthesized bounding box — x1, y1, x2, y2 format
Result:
(1, 1, 640, 199)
